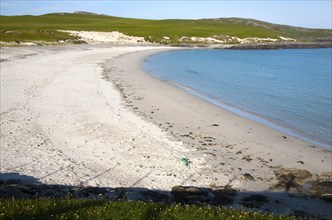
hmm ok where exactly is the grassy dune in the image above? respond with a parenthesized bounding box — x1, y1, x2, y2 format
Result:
(1, 12, 331, 43)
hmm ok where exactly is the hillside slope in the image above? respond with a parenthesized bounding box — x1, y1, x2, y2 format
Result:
(0, 12, 331, 45)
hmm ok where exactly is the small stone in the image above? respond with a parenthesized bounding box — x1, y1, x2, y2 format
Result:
(257, 177, 264, 181)
(243, 173, 255, 181)
(320, 194, 332, 203)
(242, 155, 252, 162)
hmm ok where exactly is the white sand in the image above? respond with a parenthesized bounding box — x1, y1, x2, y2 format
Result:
(0, 45, 203, 189)
(1, 45, 331, 218)
(59, 30, 148, 44)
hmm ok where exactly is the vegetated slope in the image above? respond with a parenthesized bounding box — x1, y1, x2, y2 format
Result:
(0, 12, 331, 44)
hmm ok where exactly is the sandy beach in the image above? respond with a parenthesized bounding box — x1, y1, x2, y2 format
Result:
(1, 45, 331, 218)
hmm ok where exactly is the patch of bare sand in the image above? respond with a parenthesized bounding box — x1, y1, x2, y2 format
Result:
(0, 45, 202, 190)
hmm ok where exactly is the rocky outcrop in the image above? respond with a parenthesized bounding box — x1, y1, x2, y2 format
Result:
(271, 168, 332, 205)
(273, 168, 313, 191)
(0, 181, 237, 206)
(308, 172, 332, 203)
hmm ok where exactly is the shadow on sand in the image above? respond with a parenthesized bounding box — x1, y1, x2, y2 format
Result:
(0, 172, 331, 219)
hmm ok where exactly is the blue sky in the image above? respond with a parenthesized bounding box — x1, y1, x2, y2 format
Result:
(0, 1, 331, 29)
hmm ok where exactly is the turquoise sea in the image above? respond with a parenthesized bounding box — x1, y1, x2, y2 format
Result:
(143, 48, 332, 150)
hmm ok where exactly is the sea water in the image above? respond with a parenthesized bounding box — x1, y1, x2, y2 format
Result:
(143, 48, 332, 150)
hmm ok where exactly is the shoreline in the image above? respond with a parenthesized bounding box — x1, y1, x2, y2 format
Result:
(105, 47, 332, 217)
(143, 61, 331, 150)
(1, 39, 331, 50)
(106, 48, 332, 160)
(1, 45, 331, 218)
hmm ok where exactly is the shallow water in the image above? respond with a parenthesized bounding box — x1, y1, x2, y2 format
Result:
(143, 48, 332, 150)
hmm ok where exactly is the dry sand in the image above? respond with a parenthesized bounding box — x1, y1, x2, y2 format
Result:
(59, 30, 148, 44)
(1, 45, 200, 189)
(1, 45, 331, 218)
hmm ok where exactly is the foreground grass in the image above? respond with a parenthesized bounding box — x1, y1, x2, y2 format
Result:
(1, 13, 331, 43)
(0, 198, 296, 220)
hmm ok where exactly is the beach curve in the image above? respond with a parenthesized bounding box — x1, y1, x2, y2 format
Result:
(0, 45, 204, 190)
(1, 44, 331, 218)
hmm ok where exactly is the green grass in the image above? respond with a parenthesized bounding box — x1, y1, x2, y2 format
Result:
(1, 13, 331, 44)
(0, 198, 297, 220)
(0, 29, 76, 43)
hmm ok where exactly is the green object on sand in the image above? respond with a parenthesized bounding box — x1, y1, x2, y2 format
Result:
(181, 157, 191, 167)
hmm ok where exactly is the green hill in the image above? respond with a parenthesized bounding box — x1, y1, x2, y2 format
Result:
(0, 12, 331, 44)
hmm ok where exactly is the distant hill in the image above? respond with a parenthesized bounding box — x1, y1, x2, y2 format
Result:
(0, 12, 331, 45)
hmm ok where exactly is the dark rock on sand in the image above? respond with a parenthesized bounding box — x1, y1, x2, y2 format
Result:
(309, 180, 332, 197)
(320, 194, 332, 203)
(242, 155, 253, 162)
(210, 186, 237, 206)
(140, 190, 170, 203)
(171, 185, 212, 203)
(273, 168, 312, 191)
(240, 194, 269, 208)
(0, 183, 172, 203)
(111, 188, 170, 203)
(171, 185, 237, 205)
(243, 173, 255, 181)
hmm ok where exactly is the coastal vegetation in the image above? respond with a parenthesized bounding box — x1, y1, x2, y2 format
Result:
(0, 12, 331, 44)
(1, 198, 297, 220)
